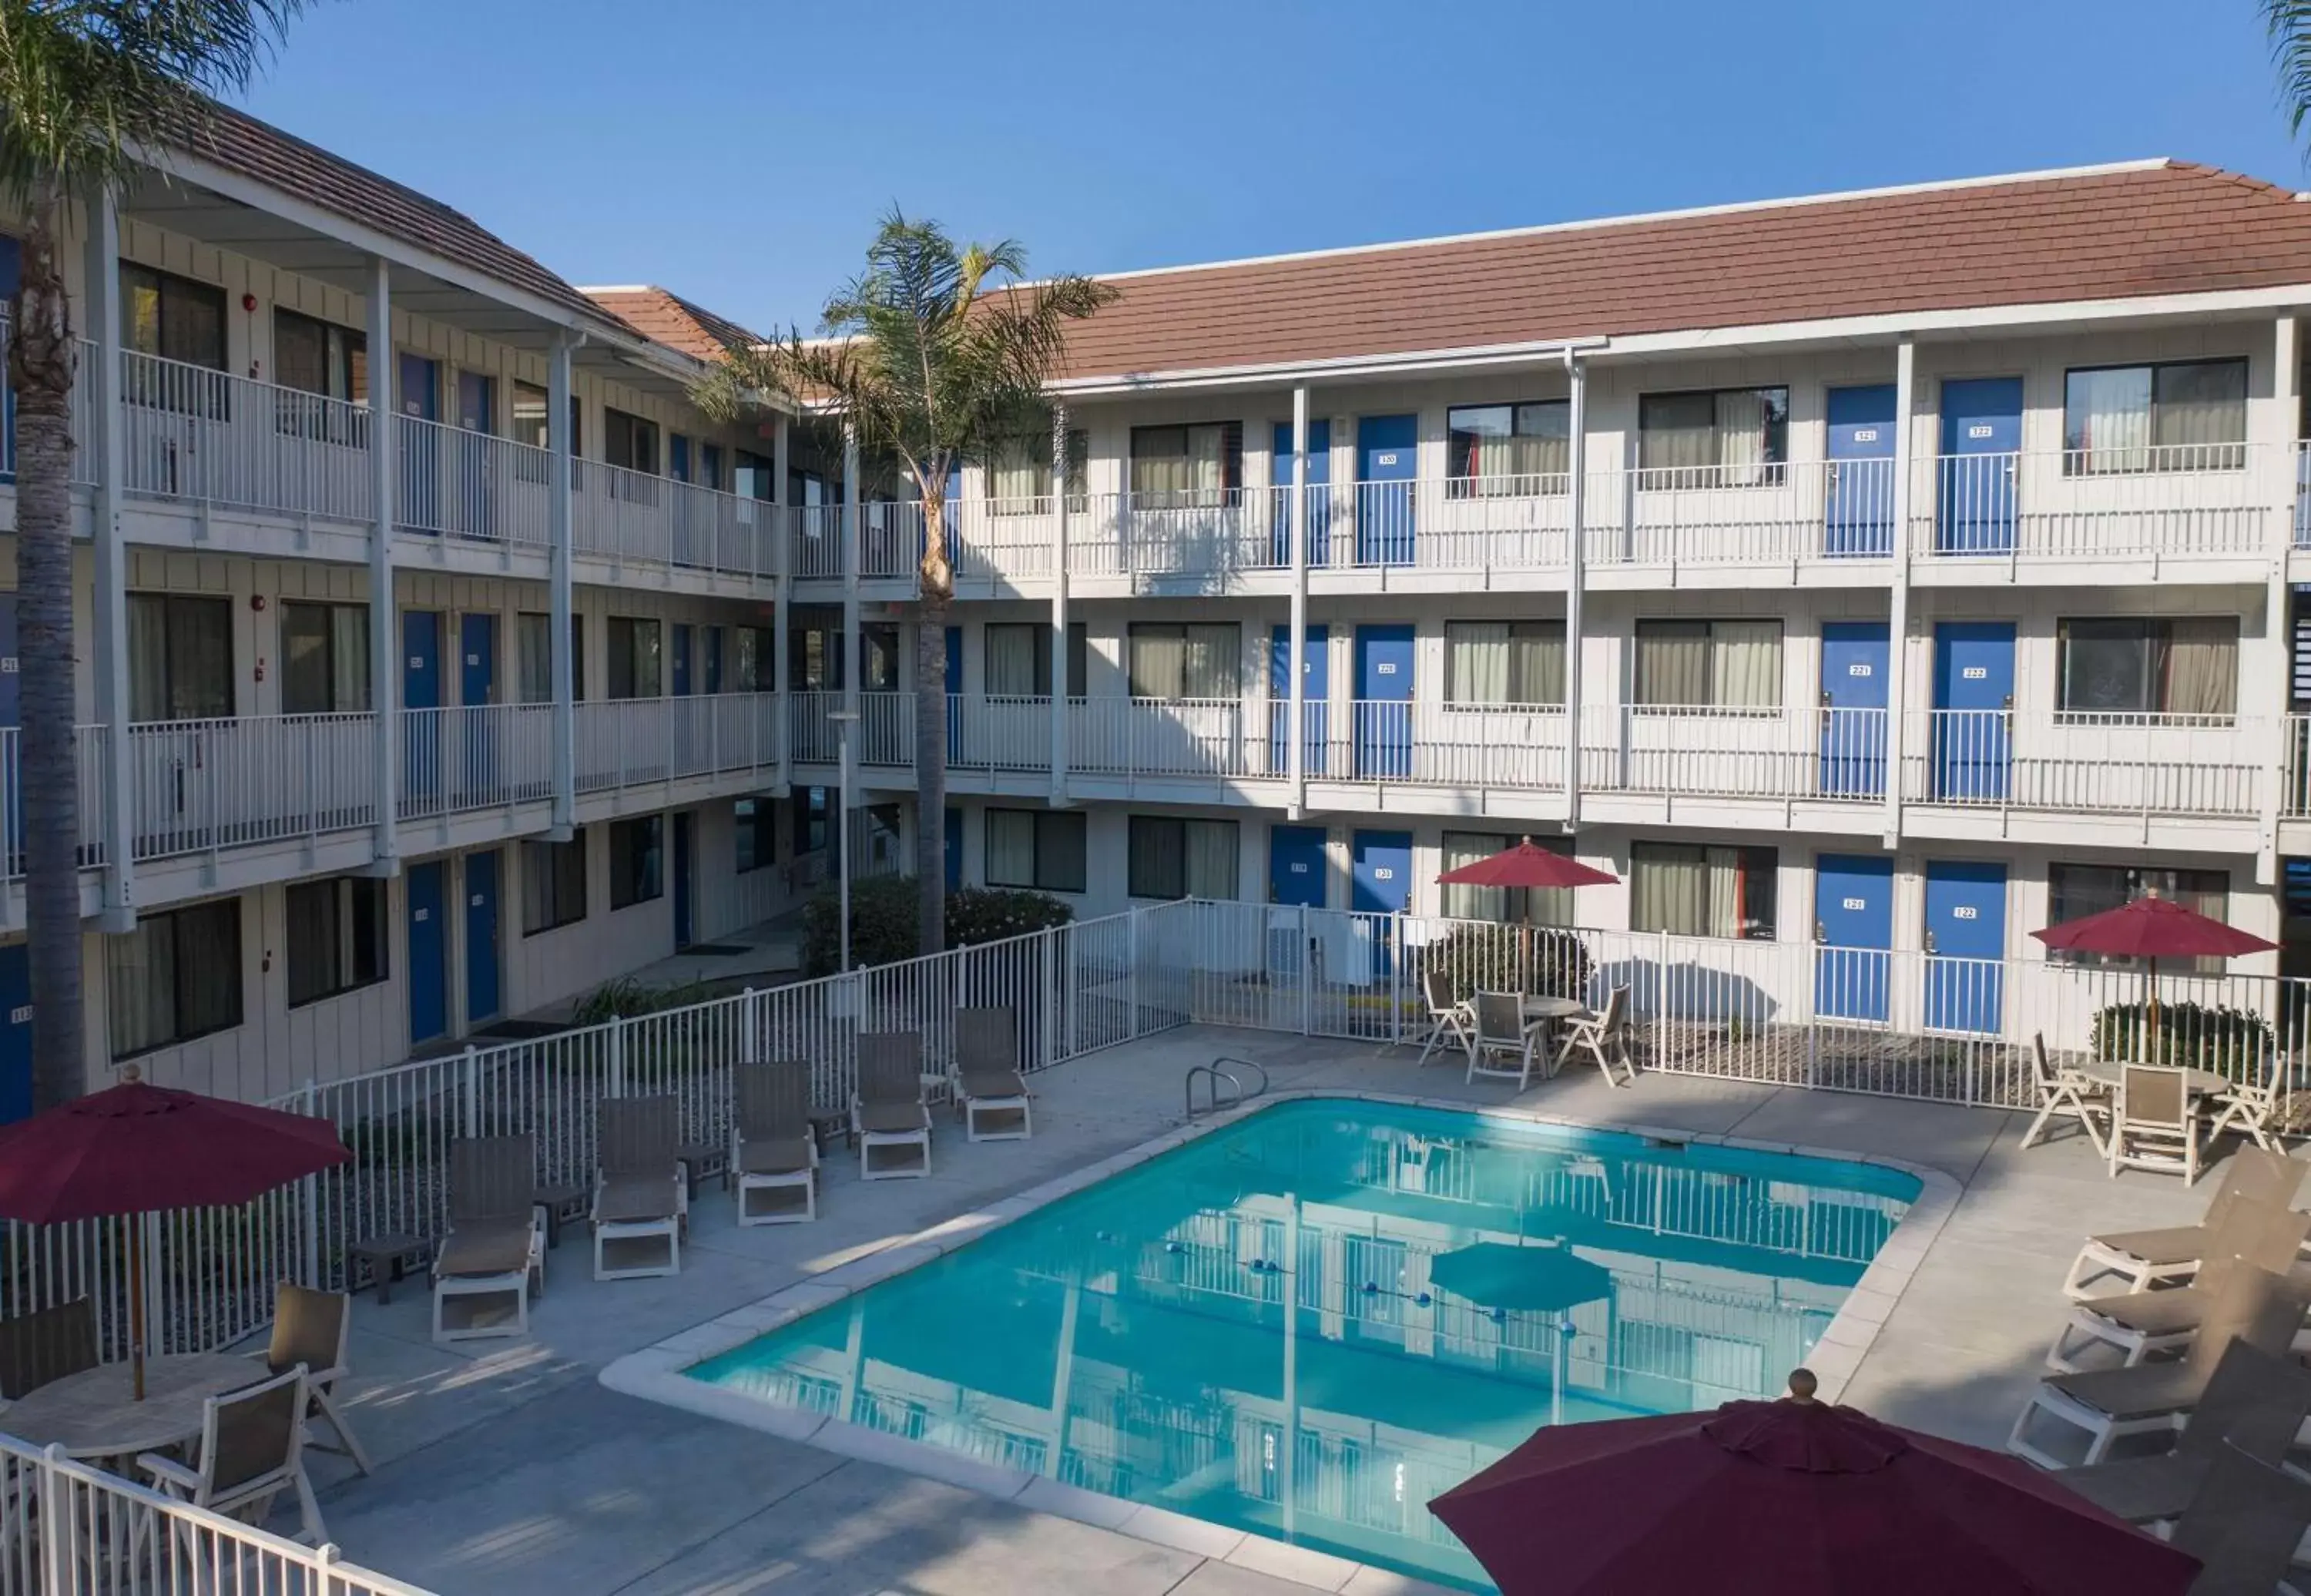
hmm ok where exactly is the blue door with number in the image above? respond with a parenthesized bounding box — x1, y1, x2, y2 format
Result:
(399, 354, 440, 533)
(1270, 420, 1332, 566)
(1826, 384, 1896, 556)
(458, 612, 496, 802)
(1270, 625, 1329, 777)
(464, 850, 501, 1026)
(1937, 377, 2022, 554)
(945, 625, 964, 761)
(1356, 414, 1417, 565)
(404, 611, 442, 806)
(1813, 855, 1892, 1023)
(408, 860, 448, 1044)
(454, 370, 492, 538)
(1350, 830, 1411, 981)
(1932, 622, 2014, 801)
(1924, 860, 2006, 1034)
(0, 941, 31, 1125)
(1353, 625, 1414, 780)
(700, 626, 723, 695)
(1819, 621, 1888, 798)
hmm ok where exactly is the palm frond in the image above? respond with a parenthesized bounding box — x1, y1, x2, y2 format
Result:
(2272, 0, 2311, 139)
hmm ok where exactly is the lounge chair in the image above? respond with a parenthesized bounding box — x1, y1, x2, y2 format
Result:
(2048, 1205, 2311, 1372)
(1466, 991, 1550, 1090)
(2165, 1444, 2311, 1596)
(432, 1135, 547, 1344)
(265, 1283, 372, 1476)
(1414, 969, 1472, 1068)
(954, 1008, 1031, 1142)
(0, 1296, 96, 1403)
(2007, 1258, 2311, 1469)
(1555, 985, 1635, 1087)
(140, 1364, 327, 1547)
(2058, 1342, 2311, 1527)
(2061, 1145, 2304, 1299)
(2021, 1031, 2110, 1155)
(853, 1031, 932, 1180)
(592, 1095, 687, 1280)
(2107, 1065, 2203, 1184)
(730, 1060, 820, 1226)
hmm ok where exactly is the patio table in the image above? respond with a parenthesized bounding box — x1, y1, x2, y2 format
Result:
(1520, 996, 1587, 1023)
(2078, 1061, 2236, 1099)
(1, 1352, 262, 1461)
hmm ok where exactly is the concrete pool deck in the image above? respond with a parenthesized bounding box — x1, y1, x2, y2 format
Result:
(305, 1025, 2225, 1595)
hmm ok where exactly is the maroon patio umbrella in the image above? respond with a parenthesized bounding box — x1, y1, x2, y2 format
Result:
(1435, 840, 1618, 890)
(1429, 1371, 2198, 1595)
(0, 1065, 351, 1398)
(2031, 892, 2277, 1059)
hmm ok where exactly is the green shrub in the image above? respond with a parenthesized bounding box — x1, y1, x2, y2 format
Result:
(2091, 1001, 2272, 1075)
(802, 878, 1075, 975)
(572, 974, 719, 1026)
(1422, 923, 1592, 1004)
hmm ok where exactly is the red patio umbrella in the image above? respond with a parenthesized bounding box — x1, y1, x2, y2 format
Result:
(1434, 840, 1618, 890)
(0, 1065, 351, 1398)
(2031, 893, 2276, 1060)
(1429, 1371, 2198, 1595)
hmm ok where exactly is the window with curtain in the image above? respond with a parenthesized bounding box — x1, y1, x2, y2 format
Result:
(280, 602, 370, 716)
(858, 625, 900, 692)
(2057, 616, 2238, 719)
(1446, 402, 1570, 497)
(2048, 863, 2228, 974)
(511, 381, 580, 458)
(1444, 621, 1565, 706)
(735, 797, 776, 873)
(610, 816, 663, 910)
(127, 593, 233, 723)
(1128, 622, 1239, 699)
(522, 832, 588, 934)
(602, 408, 660, 474)
(106, 898, 242, 1058)
(988, 430, 1088, 512)
(121, 263, 226, 370)
(1633, 619, 1783, 709)
(517, 612, 585, 704)
(1130, 422, 1242, 508)
(982, 623, 1088, 698)
(274, 309, 367, 403)
(1630, 842, 1777, 940)
(733, 625, 776, 693)
(1128, 816, 1240, 900)
(2064, 359, 2246, 473)
(285, 876, 386, 1008)
(986, 808, 1087, 892)
(607, 617, 662, 699)
(1440, 830, 1574, 926)
(1636, 387, 1789, 484)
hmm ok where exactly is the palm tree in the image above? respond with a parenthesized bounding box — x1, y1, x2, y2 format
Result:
(697, 211, 1114, 956)
(2272, 2, 2311, 137)
(0, 1, 309, 1108)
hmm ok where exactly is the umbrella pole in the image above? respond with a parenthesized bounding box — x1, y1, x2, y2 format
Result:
(2146, 957, 2160, 1065)
(128, 1213, 146, 1402)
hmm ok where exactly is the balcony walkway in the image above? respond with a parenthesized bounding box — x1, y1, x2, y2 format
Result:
(300, 1024, 2213, 1596)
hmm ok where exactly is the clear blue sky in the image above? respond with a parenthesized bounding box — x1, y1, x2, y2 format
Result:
(237, 0, 2305, 335)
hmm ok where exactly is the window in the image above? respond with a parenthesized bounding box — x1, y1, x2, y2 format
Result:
(1631, 843, 1776, 940)
(793, 618, 843, 691)
(274, 309, 367, 402)
(2048, 863, 2228, 974)
(610, 816, 663, 910)
(2064, 359, 2246, 472)
(1128, 622, 1239, 699)
(1447, 402, 1569, 495)
(522, 832, 588, 934)
(285, 877, 386, 1007)
(984, 622, 1088, 698)
(127, 594, 232, 722)
(106, 899, 241, 1057)
(2058, 617, 2238, 719)
(1127, 816, 1239, 900)
(280, 602, 369, 716)
(986, 808, 1087, 892)
(733, 625, 776, 692)
(603, 407, 659, 474)
(517, 612, 584, 704)
(1440, 831, 1575, 926)
(736, 797, 776, 873)
(734, 449, 775, 501)
(511, 381, 579, 454)
(793, 786, 830, 855)
(1130, 422, 1242, 508)
(607, 617, 662, 699)
(1633, 619, 1783, 709)
(1636, 387, 1789, 483)
(1444, 621, 1565, 706)
(121, 263, 226, 370)
(988, 430, 1088, 511)
(860, 625, 900, 692)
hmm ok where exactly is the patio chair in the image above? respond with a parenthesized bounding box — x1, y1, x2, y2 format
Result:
(265, 1283, 372, 1475)
(1555, 985, 1636, 1088)
(432, 1135, 547, 1344)
(139, 1364, 326, 1547)
(2058, 1342, 2311, 1527)
(2207, 1054, 2287, 1154)
(592, 1095, 687, 1281)
(2165, 1444, 2311, 1596)
(2020, 1031, 2111, 1155)
(1466, 991, 1550, 1090)
(954, 1007, 1031, 1142)
(2007, 1257, 2311, 1469)
(1414, 969, 1472, 1068)
(730, 1060, 819, 1226)
(0, 1296, 96, 1403)
(2062, 1145, 2305, 1299)
(2106, 1065, 2203, 1185)
(853, 1031, 932, 1179)
(2048, 1200, 2311, 1371)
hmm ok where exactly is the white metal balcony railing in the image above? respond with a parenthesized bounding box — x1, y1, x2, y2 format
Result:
(0, 726, 110, 875)
(1900, 709, 2264, 820)
(575, 692, 783, 794)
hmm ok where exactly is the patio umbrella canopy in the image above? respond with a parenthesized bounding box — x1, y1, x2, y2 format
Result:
(2030, 894, 2276, 962)
(1426, 1242, 1613, 1315)
(1435, 841, 1618, 890)
(1429, 1373, 2199, 1595)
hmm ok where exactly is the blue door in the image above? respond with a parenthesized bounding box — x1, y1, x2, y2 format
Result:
(1356, 415, 1417, 565)
(464, 850, 501, 1026)
(1819, 621, 1888, 798)
(399, 354, 440, 534)
(700, 626, 724, 695)
(1937, 377, 2022, 554)
(1931, 622, 2014, 801)
(403, 611, 442, 806)
(454, 370, 493, 539)
(458, 612, 495, 800)
(1813, 855, 1892, 1023)
(945, 625, 964, 761)
(1269, 824, 1327, 907)
(670, 624, 693, 696)
(669, 434, 691, 483)
(1269, 624, 1329, 777)
(408, 860, 448, 1044)
(1924, 860, 2006, 1034)
(1825, 384, 1896, 557)
(0, 942, 31, 1125)
(1353, 625, 1414, 780)
(1270, 419, 1332, 566)
(701, 444, 724, 492)
(673, 813, 694, 948)
(944, 806, 963, 892)
(1350, 830, 1412, 980)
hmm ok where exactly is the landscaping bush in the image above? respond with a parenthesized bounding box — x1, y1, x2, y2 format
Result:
(2091, 1000, 2272, 1075)
(1421, 923, 1593, 1004)
(802, 878, 1075, 976)
(571, 974, 719, 1026)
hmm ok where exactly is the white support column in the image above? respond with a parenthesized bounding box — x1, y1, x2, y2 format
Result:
(1883, 336, 1917, 850)
(365, 256, 398, 872)
(83, 186, 133, 931)
(1287, 384, 1310, 818)
(1561, 354, 1586, 832)
(2258, 314, 2299, 887)
(772, 411, 793, 796)
(841, 424, 860, 733)
(548, 331, 576, 837)
(1049, 402, 1071, 805)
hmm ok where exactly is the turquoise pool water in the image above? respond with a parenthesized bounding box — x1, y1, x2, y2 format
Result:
(689, 1099, 1920, 1590)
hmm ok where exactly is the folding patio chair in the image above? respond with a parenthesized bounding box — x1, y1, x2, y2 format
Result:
(140, 1365, 326, 1547)
(0, 1296, 97, 1403)
(265, 1283, 372, 1475)
(1555, 985, 1636, 1087)
(1415, 968, 1473, 1068)
(2020, 1031, 2110, 1155)
(2107, 1065, 2202, 1185)
(1466, 991, 1549, 1090)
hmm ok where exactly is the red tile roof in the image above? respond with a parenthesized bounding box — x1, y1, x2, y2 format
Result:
(579, 287, 763, 362)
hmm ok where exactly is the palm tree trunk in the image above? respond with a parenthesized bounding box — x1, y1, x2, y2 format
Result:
(12, 183, 84, 1108)
(915, 487, 951, 957)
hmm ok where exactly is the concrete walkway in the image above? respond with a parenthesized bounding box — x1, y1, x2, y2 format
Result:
(304, 1026, 2217, 1595)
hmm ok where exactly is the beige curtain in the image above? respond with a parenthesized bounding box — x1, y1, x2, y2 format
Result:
(1129, 628, 1185, 699)
(1636, 623, 1709, 706)
(2162, 617, 2237, 717)
(1715, 390, 1769, 484)
(1705, 847, 1743, 939)
(987, 810, 1037, 886)
(1632, 844, 1706, 935)
(1447, 624, 1510, 703)
(1510, 623, 1566, 706)
(1712, 621, 1783, 709)
(1185, 820, 1239, 899)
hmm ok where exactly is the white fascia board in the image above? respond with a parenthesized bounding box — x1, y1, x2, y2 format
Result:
(1051, 336, 1612, 397)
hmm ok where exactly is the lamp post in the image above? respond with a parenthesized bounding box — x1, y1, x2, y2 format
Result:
(828, 709, 860, 974)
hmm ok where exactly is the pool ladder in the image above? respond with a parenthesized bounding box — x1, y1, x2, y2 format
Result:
(1186, 1055, 1270, 1118)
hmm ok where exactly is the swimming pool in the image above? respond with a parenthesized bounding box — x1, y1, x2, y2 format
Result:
(683, 1098, 1921, 1590)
